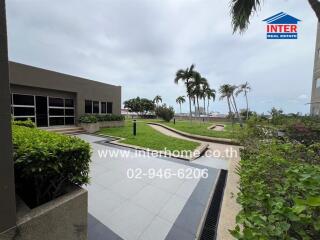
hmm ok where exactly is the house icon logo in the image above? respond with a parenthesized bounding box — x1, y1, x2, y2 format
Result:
(263, 12, 301, 39)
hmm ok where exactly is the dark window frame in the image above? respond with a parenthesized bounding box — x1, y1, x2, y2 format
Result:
(85, 100, 93, 114)
(107, 102, 113, 114)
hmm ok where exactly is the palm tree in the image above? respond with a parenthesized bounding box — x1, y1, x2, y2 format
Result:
(219, 84, 234, 117)
(200, 81, 210, 115)
(229, 85, 242, 125)
(174, 64, 196, 119)
(230, 0, 320, 34)
(236, 82, 251, 120)
(206, 88, 216, 114)
(176, 96, 186, 114)
(189, 72, 208, 117)
(153, 95, 162, 107)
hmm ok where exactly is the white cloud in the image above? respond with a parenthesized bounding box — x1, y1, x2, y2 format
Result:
(6, 0, 317, 114)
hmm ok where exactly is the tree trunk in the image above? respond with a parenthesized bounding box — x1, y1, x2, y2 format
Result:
(207, 98, 210, 115)
(203, 97, 206, 115)
(232, 94, 243, 127)
(227, 97, 232, 117)
(308, 0, 320, 21)
(180, 103, 182, 114)
(245, 91, 249, 120)
(196, 96, 200, 117)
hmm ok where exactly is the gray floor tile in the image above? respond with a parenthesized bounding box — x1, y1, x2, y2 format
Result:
(138, 216, 172, 240)
(158, 195, 187, 223)
(131, 185, 172, 214)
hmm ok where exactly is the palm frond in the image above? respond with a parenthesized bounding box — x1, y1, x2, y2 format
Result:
(230, 0, 262, 33)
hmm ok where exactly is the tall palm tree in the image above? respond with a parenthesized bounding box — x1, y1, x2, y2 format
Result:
(236, 82, 251, 120)
(219, 84, 234, 117)
(174, 64, 196, 119)
(206, 88, 216, 114)
(230, 0, 320, 34)
(200, 81, 210, 115)
(176, 96, 186, 114)
(229, 85, 243, 126)
(153, 95, 162, 107)
(189, 72, 208, 117)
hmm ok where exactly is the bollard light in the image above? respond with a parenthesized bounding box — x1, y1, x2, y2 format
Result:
(133, 119, 137, 136)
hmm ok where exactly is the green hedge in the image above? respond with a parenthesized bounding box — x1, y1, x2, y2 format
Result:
(79, 114, 124, 123)
(12, 125, 91, 207)
(231, 117, 320, 239)
(12, 119, 36, 128)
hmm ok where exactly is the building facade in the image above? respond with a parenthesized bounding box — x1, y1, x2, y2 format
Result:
(311, 24, 320, 116)
(9, 62, 121, 127)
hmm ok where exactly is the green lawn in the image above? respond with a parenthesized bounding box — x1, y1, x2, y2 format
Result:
(150, 119, 241, 139)
(98, 120, 200, 153)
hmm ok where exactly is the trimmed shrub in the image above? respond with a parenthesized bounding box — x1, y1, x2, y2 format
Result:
(79, 114, 124, 123)
(12, 119, 36, 128)
(12, 125, 91, 207)
(155, 105, 175, 122)
(79, 114, 98, 123)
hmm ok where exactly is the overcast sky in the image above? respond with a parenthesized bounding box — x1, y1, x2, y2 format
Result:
(6, 0, 317, 114)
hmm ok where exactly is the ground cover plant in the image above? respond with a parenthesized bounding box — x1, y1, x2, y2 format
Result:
(12, 125, 91, 208)
(98, 120, 199, 153)
(231, 115, 320, 239)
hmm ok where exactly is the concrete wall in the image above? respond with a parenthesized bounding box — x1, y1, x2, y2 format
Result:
(311, 23, 320, 116)
(0, 186, 88, 240)
(9, 62, 122, 117)
(0, 0, 16, 233)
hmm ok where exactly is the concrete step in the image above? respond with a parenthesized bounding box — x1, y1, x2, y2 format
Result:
(44, 126, 87, 135)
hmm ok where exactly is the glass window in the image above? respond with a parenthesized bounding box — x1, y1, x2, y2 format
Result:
(101, 102, 106, 114)
(93, 101, 99, 114)
(65, 99, 74, 107)
(65, 117, 75, 125)
(49, 108, 64, 116)
(13, 107, 35, 116)
(107, 102, 113, 114)
(49, 97, 64, 107)
(85, 100, 92, 114)
(13, 94, 34, 106)
(49, 117, 64, 126)
(317, 78, 320, 88)
(65, 109, 74, 116)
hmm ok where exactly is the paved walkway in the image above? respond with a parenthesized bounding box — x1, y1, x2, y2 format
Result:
(148, 124, 241, 239)
(77, 134, 223, 240)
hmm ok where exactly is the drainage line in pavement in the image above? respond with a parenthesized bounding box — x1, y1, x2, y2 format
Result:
(199, 170, 228, 240)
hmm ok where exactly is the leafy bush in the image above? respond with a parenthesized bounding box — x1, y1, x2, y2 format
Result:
(95, 114, 125, 122)
(155, 104, 175, 122)
(232, 116, 320, 239)
(12, 119, 36, 128)
(79, 114, 124, 123)
(12, 125, 91, 207)
(79, 115, 98, 123)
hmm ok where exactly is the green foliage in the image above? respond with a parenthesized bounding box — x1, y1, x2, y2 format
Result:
(12, 119, 36, 128)
(232, 116, 320, 239)
(79, 114, 98, 123)
(124, 97, 155, 115)
(155, 104, 175, 122)
(95, 114, 125, 122)
(12, 125, 91, 207)
(79, 114, 124, 123)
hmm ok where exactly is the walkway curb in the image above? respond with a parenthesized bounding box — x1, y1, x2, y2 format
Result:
(147, 122, 239, 145)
